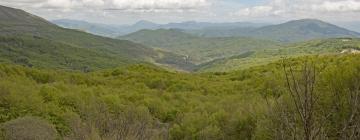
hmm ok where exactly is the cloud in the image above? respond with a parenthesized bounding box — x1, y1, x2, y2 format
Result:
(110, 0, 209, 10)
(315, 0, 360, 12)
(0, 0, 210, 12)
(232, 0, 360, 18)
(233, 6, 274, 17)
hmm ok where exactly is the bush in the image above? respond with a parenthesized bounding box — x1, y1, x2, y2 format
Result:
(0, 116, 58, 140)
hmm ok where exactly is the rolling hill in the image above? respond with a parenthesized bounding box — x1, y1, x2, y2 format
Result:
(53, 19, 268, 37)
(119, 29, 281, 64)
(187, 19, 360, 42)
(197, 38, 360, 72)
(119, 20, 360, 66)
(249, 19, 360, 42)
(1, 54, 359, 139)
(0, 5, 195, 71)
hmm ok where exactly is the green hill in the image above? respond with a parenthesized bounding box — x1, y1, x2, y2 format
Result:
(0, 5, 195, 71)
(186, 19, 360, 42)
(250, 19, 360, 42)
(198, 38, 360, 72)
(120, 29, 281, 64)
(0, 54, 359, 139)
(0, 35, 135, 71)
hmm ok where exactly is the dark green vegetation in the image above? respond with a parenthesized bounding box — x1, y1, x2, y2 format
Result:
(0, 5, 194, 71)
(120, 29, 281, 64)
(1, 54, 360, 139)
(0, 35, 133, 71)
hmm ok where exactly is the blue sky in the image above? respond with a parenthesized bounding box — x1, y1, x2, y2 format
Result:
(0, 0, 360, 25)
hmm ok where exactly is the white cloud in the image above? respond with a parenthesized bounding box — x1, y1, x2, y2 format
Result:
(232, 0, 360, 18)
(110, 0, 208, 10)
(315, 0, 360, 12)
(233, 6, 273, 17)
(1, 0, 359, 24)
(0, 0, 210, 11)
(45, 0, 74, 8)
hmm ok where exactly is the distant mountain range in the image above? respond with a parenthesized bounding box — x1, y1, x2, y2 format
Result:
(54, 18, 360, 43)
(53, 19, 268, 37)
(119, 19, 360, 64)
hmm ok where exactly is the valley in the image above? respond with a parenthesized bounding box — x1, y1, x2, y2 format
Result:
(0, 4, 360, 140)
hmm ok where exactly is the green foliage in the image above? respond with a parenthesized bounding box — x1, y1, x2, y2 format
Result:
(199, 38, 360, 72)
(1, 54, 359, 139)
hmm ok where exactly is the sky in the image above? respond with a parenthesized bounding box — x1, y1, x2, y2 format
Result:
(1, 0, 360, 25)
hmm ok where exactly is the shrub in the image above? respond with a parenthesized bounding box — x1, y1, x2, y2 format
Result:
(0, 116, 58, 140)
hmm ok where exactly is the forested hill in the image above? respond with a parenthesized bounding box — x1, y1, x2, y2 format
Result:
(187, 19, 360, 42)
(249, 19, 360, 42)
(0, 5, 195, 71)
(1, 54, 360, 139)
(197, 38, 360, 72)
(119, 29, 281, 64)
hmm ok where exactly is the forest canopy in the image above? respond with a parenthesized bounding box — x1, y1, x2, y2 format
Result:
(1, 54, 360, 139)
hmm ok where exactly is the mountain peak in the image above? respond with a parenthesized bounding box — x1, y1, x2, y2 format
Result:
(252, 18, 360, 42)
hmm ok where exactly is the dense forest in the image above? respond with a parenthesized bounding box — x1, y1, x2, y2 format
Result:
(1, 54, 360, 139)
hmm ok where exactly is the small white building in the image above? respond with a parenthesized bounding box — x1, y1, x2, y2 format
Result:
(341, 48, 360, 54)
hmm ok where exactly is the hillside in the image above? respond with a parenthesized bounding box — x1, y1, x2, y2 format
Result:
(249, 19, 360, 42)
(186, 19, 360, 42)
(198, 38, 360, 72)
(0, 5, 194, 71)
(120, 29, 281, 64)
(0, 35, 135, 71)
(1, 54, 359, 139)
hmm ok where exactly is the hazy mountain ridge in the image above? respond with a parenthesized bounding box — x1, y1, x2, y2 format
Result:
(249, 19, 360, 42)
(53, 19, 269, 37)
(54, 18, 360, 43)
